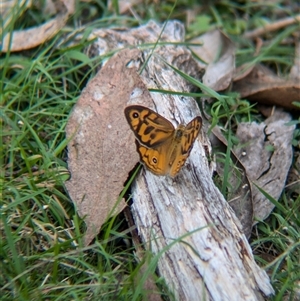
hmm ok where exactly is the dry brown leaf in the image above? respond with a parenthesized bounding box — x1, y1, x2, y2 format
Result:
(66, 48, 156, 245)
(190, 29, 236, 91)
(233, 63, 256, 82)
(233, 109, 295, 221)
(0, 0, 33, 25)
(1, 0, 74, 52)
(232, 64, 300, 110)
(210, 126, 253, 238)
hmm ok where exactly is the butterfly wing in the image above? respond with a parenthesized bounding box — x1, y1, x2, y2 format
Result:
(181, 116, 202, 154)
(135, 141, 173, 176)
(124, 105, 174, 148)
(169, 116, 202, 177)
(124, 105, 202, 177)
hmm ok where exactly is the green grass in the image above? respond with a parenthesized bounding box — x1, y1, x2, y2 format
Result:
(1, 1, 299, 300)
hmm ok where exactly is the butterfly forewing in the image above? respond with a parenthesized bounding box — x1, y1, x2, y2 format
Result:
(181, 116, 202, 154)
(124, 105, 174, 148)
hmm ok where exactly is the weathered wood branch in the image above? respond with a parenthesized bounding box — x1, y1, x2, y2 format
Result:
(89, 20, 274, 300)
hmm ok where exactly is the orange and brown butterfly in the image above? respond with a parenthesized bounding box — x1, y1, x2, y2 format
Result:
(124, 105, 202, 177)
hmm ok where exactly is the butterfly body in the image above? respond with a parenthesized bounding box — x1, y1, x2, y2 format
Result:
(124, 105, 202, 177)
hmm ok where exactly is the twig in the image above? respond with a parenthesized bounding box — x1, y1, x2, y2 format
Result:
(244, 14, 300, 39)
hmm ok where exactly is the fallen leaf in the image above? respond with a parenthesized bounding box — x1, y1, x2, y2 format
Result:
(233, 109, 295, 221)
(232, 64, 300, 110)
(190, 29, 236, 91)
(233, 63, 256, 82)
(1, 0, 74, 52)
(66, 48, 154, 245)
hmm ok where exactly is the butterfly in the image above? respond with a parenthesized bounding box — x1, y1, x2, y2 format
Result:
(124, 105, 202, 177)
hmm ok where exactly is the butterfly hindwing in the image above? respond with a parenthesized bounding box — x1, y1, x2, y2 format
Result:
(135, 140, 171, 176)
